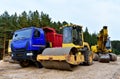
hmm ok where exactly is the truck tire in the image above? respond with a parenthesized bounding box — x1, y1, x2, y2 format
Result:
(35, 61, 43, 68)
(19, 60, 30, 67)
(84, 50, 93, 65)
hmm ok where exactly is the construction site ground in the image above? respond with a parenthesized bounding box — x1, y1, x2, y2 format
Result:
(0, 56, 120, 79)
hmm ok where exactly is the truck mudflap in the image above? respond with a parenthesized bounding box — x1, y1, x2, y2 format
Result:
(37, 47, 84, 70)
(98, 53, 117, 63)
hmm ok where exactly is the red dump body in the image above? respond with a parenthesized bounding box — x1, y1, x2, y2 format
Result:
(43, 27, 62, 47)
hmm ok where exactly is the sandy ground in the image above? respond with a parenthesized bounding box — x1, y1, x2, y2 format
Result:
(0, 57, 120, 79)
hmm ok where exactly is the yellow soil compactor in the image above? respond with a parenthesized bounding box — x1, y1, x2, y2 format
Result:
(91, 26, 117, 63)
(37, 25, 93, 70)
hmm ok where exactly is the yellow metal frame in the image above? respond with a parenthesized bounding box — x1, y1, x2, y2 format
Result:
(62, 43, 84, 48)
(63, 42, 90, 50)
(37, 53, 85, 65)
(37, 54, 66, 61)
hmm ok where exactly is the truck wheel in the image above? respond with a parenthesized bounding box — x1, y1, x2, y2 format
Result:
(35, 61, 43, 68)
(19, 60, 30, 67)
(84, 50, 93, 65)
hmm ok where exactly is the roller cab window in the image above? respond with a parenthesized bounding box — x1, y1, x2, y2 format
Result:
(72, 26, 83, 45)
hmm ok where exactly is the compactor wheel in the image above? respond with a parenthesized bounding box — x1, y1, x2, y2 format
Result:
(19, 60, 30, 67)
(84, 50, 93, 65)
(109, 53, 117, 61)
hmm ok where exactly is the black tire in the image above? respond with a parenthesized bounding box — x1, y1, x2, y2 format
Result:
(19, 60, 30, 67)
(35, 61, 43, 68)
(84, 50, 93, 65)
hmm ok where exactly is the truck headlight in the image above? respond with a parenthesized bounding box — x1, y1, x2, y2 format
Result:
(11, 54, 14, 57)
(26, 53, 33, 56)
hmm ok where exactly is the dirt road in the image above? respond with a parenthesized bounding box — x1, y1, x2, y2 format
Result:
(0, 57, 120, 79)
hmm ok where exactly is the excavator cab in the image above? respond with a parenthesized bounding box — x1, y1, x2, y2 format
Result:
(105, 37, 112, 51)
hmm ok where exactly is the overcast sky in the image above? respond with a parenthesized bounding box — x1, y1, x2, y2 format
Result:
(0, 0, 120, 40)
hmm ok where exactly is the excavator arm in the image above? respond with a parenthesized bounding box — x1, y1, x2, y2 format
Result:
(97, 26, 108, 53)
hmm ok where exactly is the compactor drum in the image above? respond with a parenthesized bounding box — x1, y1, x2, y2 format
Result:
(37, 25, 93, 70)
(37, 47, 82, 70)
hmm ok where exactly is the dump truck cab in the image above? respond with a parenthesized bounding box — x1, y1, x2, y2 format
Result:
(11, 27, 46, 60)
(11, 27, 46, 67)
(11, 27, 62, 67)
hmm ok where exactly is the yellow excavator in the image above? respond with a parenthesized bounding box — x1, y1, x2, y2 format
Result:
(37, 24, 93, 70)
(91, 26, 117, 63)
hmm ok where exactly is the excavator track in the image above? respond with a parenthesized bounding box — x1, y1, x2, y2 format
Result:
(37, 47, 83, 71)
(97, 53, 117, 63)
(109, 53, 117, 61)
(99, 54, 110, 63)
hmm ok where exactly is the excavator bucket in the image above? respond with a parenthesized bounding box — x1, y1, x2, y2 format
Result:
(37, 47, 84, 70)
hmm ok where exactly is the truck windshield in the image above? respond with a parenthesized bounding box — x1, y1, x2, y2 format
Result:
(13, 29, 32, 40)
(63, 27, 72, 43)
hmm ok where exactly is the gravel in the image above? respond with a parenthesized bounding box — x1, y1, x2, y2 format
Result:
(0, 57, 120, 79)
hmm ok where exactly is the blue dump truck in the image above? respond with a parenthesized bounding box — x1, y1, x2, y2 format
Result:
(11, 27, 62, 68)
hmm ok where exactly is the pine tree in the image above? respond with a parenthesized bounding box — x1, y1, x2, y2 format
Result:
(18, 11, 28, 28)
(40, 12, 51, 27)
(30, 10, 40, 27)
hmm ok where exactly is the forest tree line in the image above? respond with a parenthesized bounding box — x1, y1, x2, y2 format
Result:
(0, 10, 120, 58)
